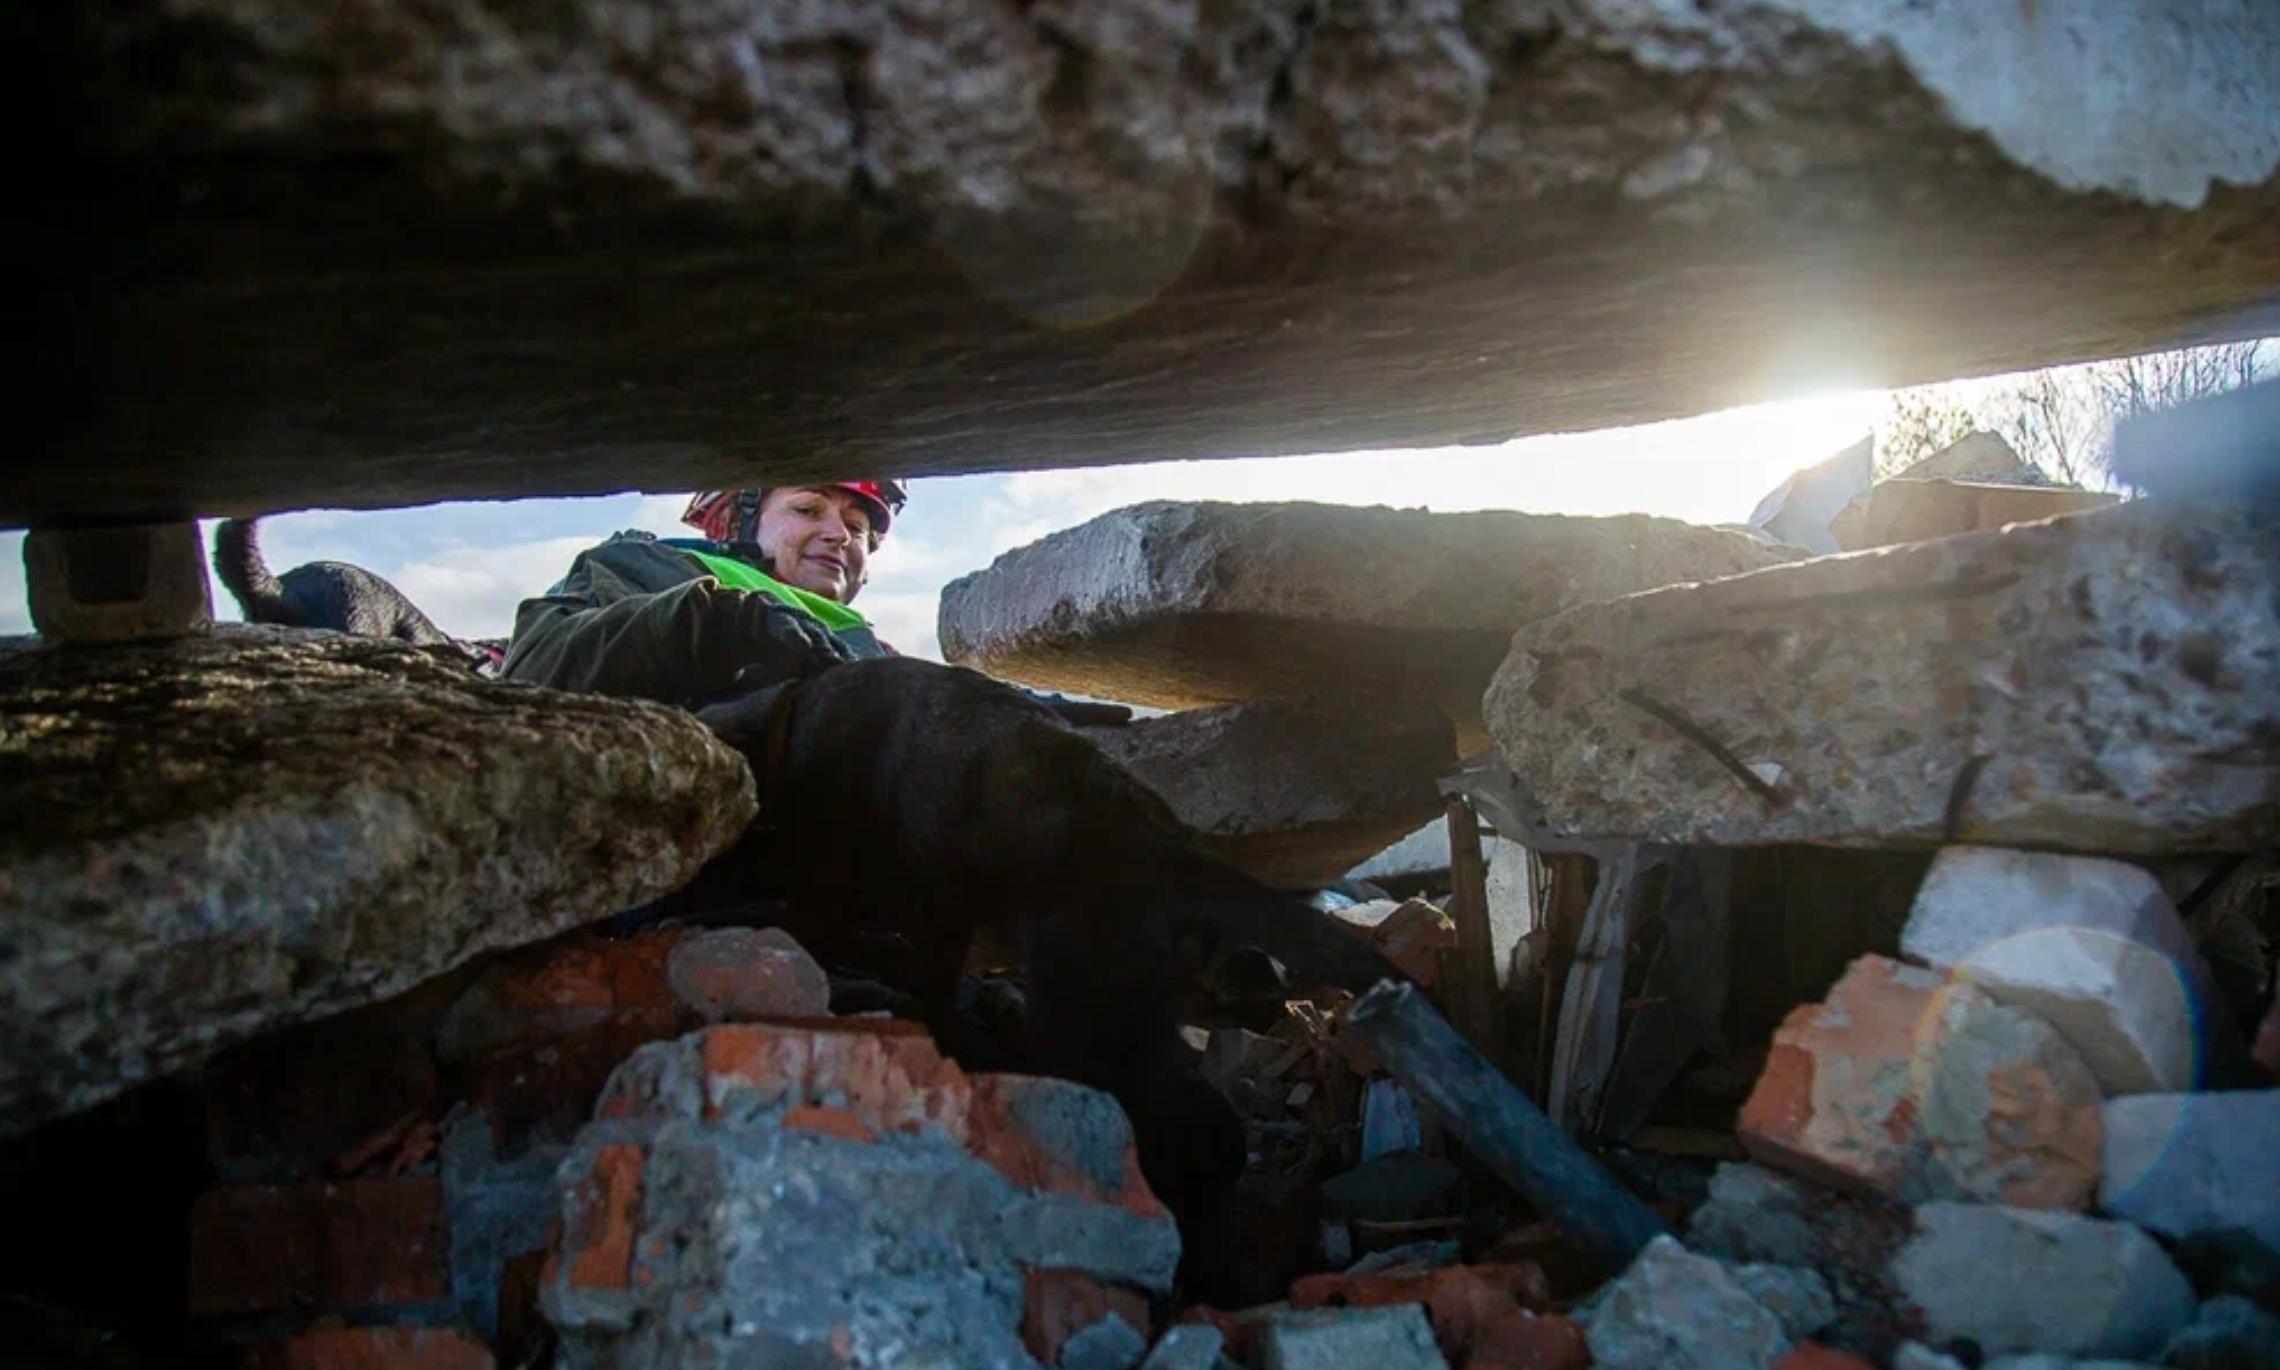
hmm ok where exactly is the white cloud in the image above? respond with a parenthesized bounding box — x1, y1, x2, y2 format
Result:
(388, 536, 599, 640)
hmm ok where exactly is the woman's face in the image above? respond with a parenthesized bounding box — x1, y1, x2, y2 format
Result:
(755, 486, 875, 603)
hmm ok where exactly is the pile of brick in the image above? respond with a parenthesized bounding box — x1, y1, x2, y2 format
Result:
(1581, 845, 2280, 1370)
(181, 924, 833, 1368)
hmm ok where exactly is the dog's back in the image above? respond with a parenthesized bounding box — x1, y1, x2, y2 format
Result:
(212, 519, 455, 646)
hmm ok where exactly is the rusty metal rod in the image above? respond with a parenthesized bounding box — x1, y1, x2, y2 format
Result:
(1347, 979, 1669, 1272)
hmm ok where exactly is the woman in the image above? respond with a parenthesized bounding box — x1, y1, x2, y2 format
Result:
(501, 482, 906, 705)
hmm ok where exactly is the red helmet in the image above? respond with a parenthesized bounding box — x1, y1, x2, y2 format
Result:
(682, 481, 907, 544)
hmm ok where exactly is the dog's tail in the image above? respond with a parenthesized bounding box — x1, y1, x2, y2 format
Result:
(212, 518, 299, 625)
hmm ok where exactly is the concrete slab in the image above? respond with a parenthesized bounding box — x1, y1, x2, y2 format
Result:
(1486, 500, 2280, 853)
(1084, 694, 1457, 891)
(943, 501, 1792, 741)
(19, 4, 2280, 521)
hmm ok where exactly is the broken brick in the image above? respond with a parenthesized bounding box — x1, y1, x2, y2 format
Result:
(1738, 954, 2101, 1209)
(1292, 1263, 1548, 1363)
(697, 1019, 960, 1135)
(561, 1144, 643, 1292)
(782, 1104, 879, 1143)
(250, 1326, 494, 1370)
(435, 930, 688, 1065)
(967, 1073, 1168, 1221)
(1021, 1268, 1151, 1366)
(1773, 1344, 1877, 1370)
(1463, 1308, 1588, 1370)
(187, 1177, 448, 1314)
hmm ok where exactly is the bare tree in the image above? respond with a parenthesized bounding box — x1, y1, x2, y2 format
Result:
(1879, 339, 2275, 485)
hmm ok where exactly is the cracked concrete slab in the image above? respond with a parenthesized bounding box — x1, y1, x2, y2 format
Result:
(14, 0, 2280, 520)
(939, 500, 1793, 741)
(1484, 498, 2280, 852)
(1082, 694, 1457, 891)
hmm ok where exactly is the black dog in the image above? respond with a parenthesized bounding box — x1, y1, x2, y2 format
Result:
(212, 518, 455, 646)
(687, 657, 1398, 1286)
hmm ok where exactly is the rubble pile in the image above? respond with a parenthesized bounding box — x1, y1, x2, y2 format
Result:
(4, 442, 2277, 1370)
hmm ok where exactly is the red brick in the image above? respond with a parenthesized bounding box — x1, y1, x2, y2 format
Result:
(1774, 1343, 1878, 1370)
(782, 1105, 879, 1143)
(1463, 1308, 1587, 1370)
(255, 1326, 493, 1370)
(1020, 1268, 1149, 1366)
(563, 1144, 644, 1291)
(188, 1178, 447, 1315)
(202, 1024, 438, 1178)
(1740, 954, 2101, 1209)
(698, 1022, 966, 1136)
(963, 1075, 1168, 1221)
(439, 930, 689, 1064)
(1292, 1263, 1549, 1362)
(1739, 955, 1941, 1197)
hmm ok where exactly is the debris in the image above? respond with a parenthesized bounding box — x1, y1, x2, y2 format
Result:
(1739, 955, 2102, 1209)
(1321, 1151, 1465, 1225)
(249, 1325, 495, 1370)
(1773, 1345, 1877, 1370)
(1346, 981, 1671, 1272)
(0, 627, 755, 1133)
(940, 501, 1794, 739)
(2158, 1295, 2280, 1370)
(1746, 436, 1874, 555)
(1902, 847, 2222, 1094)
(1829, 479, 2116, 552)
(1058, 1314, 1150, 1370)
(544, 1022, 1179, 1368)
(1361, 1078, 1424, 1161)
(1347, 1240, 1463, 1277)
(2099, 1090, 2280, 1275)
(1886, 1203, 2196, 1360)
(1137, 1323, 1226, 1370)
(1729, 1264, 1838, 1344)
(664, 926, 832, 1023)
(1466, 1309, 1590, 1370)
(1486, 500, 2280, 852)
(1892, 432, 2052, 485)
(1348, 818, 1457, 890)
(1581, 1235, 1792, 1370)
(1259, 1305, 1450, 1370)
(1083, 695, 1457, 890)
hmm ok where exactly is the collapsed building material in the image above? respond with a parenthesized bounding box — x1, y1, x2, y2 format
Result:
(942, 502, 1791, 739)
(1485, 500, 2280, 852)
(1083, 694, 1456, 890)
(1901, 847, 2225, 1094)
(1348, 817, 1457, 890)
(1738, 956, 2102, 1210)
(1886, 1203, 2196, 1361)
(1746, 437, 1874, 555)
(2099, 1090, 2280, 1276)
(1890, 432, 2051, 486)
(543, 1021, 1179, 1369)
(1259, 1305, 1449, 1370)
(1346, 981, 1669, 1271)
(19, 3, 2280, 523)
(1829, 480, 2117, 551)
(1579, 1236, 1794, 1370)
(0, 627, 755, 1133)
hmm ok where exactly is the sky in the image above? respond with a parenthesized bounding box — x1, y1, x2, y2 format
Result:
(0, 390, 1893, 659)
